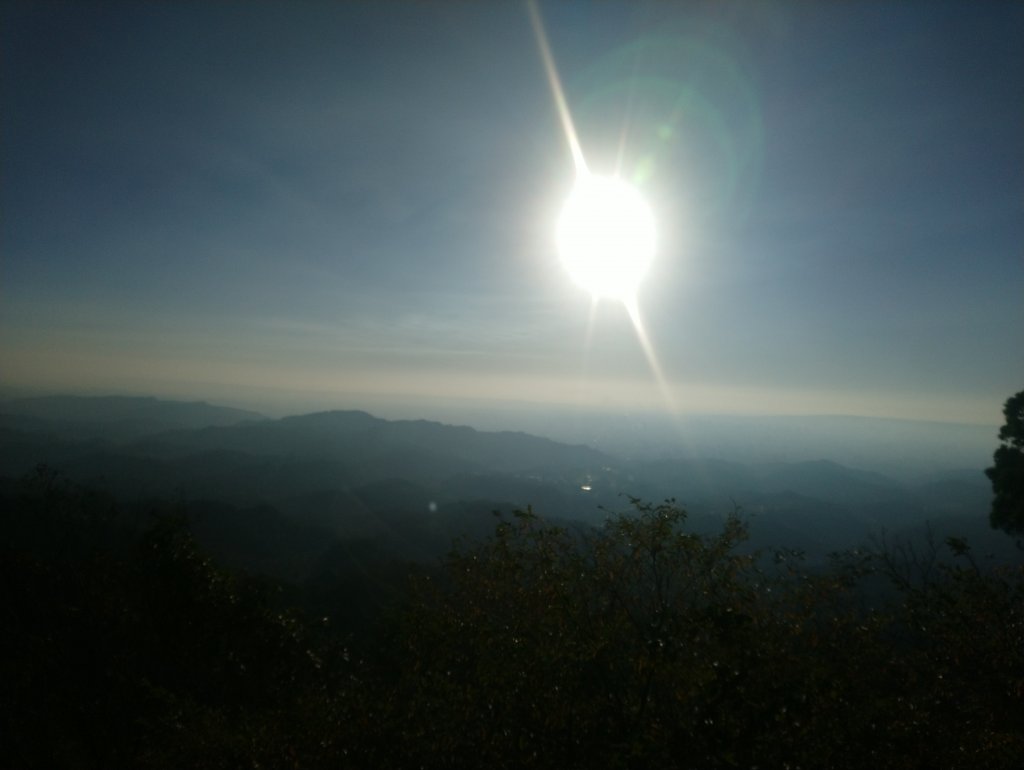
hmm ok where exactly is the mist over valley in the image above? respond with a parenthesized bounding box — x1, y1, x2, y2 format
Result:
(1, 395, 1009, 577)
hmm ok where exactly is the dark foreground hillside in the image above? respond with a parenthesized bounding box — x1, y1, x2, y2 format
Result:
(3, 469, 1022, 769)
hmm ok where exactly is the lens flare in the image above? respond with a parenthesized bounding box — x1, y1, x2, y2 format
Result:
(528, 0, 676, 414)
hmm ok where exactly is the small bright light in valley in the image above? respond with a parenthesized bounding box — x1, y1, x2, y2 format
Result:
(556, 173, 657, 303)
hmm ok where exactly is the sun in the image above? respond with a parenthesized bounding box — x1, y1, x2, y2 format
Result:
(556, 173, 657, 303)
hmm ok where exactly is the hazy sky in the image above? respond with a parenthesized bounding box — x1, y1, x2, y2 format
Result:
(2, 1, 1022, 424)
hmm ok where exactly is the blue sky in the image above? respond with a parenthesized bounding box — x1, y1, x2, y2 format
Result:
(2, 1, 1021, 424)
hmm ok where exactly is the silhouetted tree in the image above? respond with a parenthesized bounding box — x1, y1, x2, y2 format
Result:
(986, 389, 1024, 536)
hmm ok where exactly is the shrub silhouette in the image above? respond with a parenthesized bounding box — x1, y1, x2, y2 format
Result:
(3, 472, 1022, 768)
(376, 500, 1024, 769)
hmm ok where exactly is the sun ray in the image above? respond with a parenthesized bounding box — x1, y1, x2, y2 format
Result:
(574, 296, 600, 382)
(527, 0, 587, 175)
(584, 296, 600, 352)
(624, 297, 678, 414)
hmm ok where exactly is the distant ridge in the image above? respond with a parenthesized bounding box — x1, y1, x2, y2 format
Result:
(0, 402, 614, 520)
(0, 395, 265, 441)
(137, 408, 611, 477)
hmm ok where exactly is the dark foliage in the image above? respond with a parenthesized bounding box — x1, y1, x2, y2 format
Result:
(987, 389, 1024, 536)
(1, 467, 356, 768)
(3, 470, 1022, 769)
(374, 502, 1024, 770)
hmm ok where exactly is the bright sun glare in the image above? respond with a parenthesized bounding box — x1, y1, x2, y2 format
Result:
(529, 0, 674, 410)
(556, 173, 657, 302)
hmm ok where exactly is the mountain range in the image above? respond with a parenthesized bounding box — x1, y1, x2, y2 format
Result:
(0, 395, 1010, 578)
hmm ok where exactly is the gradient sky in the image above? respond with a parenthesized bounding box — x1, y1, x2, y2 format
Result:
(2, 1, 1022, 424)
